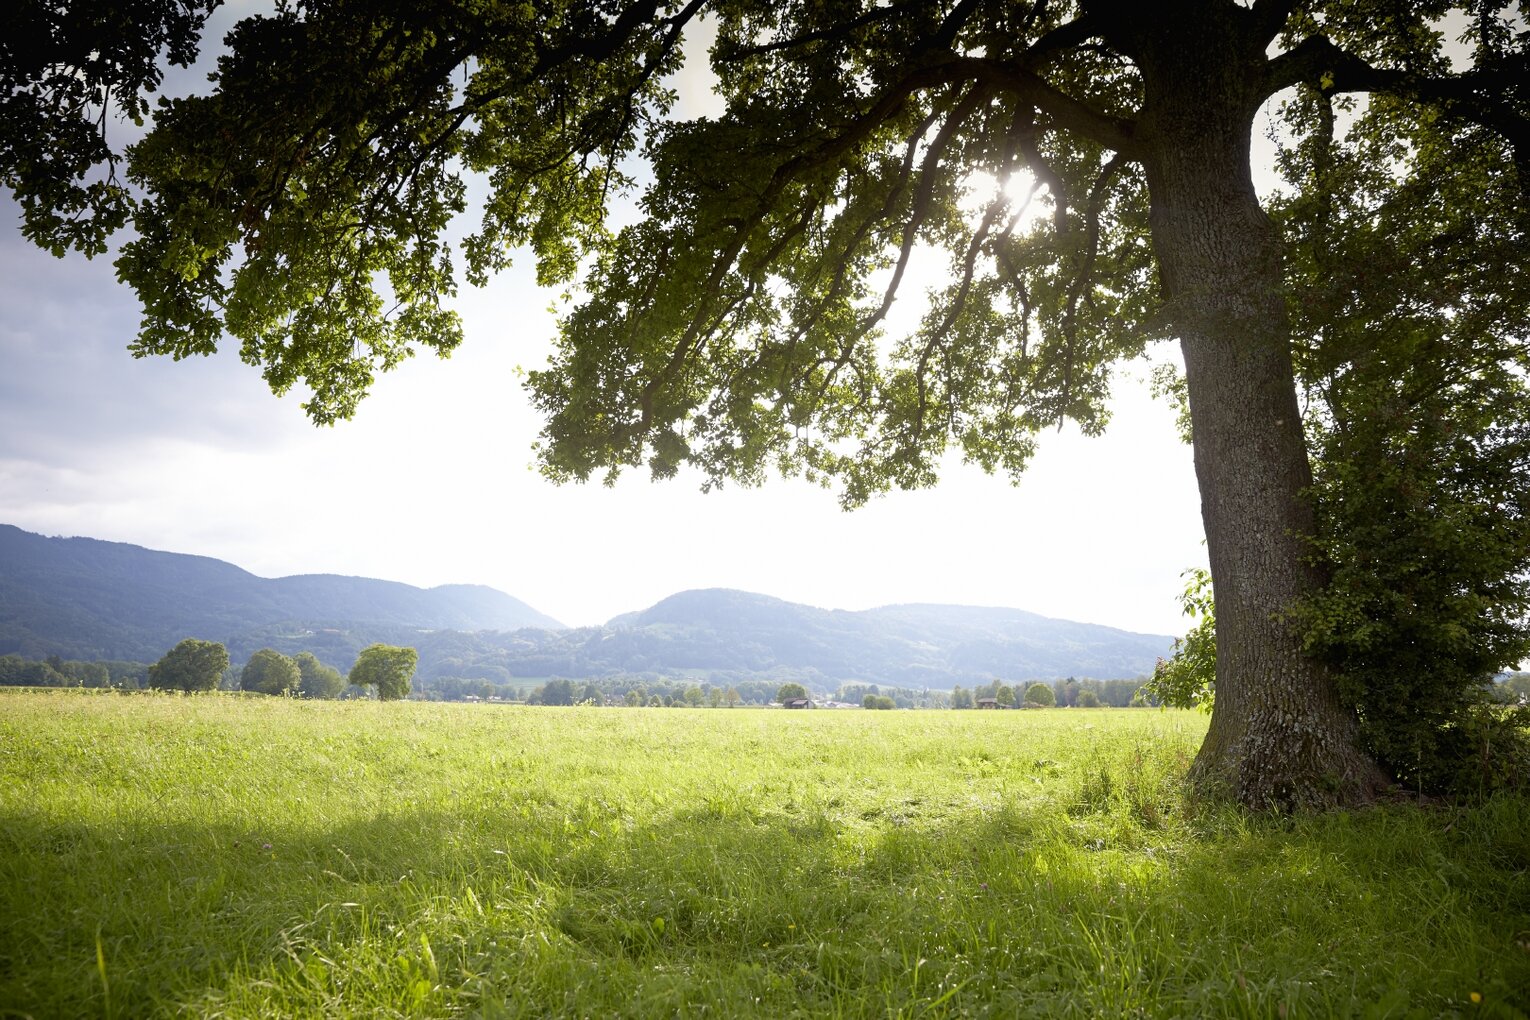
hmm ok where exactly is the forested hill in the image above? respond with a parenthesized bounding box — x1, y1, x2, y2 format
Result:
(0, 525, 1171, 684)
(0, 524, 563, 661)
(598, 589, 1171, 685)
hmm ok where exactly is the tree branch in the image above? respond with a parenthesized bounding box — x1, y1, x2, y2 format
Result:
(949, 55, 1141, 157)
(1264, 34, 1530, 180)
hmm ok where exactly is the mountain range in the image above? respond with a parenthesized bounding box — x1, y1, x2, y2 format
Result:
(0, 524, 1172, 685)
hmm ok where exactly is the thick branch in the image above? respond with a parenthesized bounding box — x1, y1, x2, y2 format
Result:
(949, 55, 1141, 157)
(1264, 34, 1530, 176)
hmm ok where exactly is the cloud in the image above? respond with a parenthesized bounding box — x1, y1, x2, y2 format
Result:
(0, 208, 314, 469)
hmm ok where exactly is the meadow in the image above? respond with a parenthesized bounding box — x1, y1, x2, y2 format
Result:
(1, 691, 1526, 1018)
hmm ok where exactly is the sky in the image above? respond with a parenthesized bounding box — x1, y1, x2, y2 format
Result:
(0, 10, 1210, 636)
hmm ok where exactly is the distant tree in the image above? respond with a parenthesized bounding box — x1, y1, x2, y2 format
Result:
(348, 644, 418, 701)
(950, 686, 975, 710)
(241, 648, 300, 696)
(539, 678, 576, 706)
(875, 695, 896, 711)
(1077, 690, 1102, 708)
(104, 661, 151, 689)
(59, 661, 110, 688)
(776, 683, 808, 704)
(647, 696, 662, 708)
(862, 693, 878, 710)
(683, 685, 704, 707)
(996, 685, 1016, 708)
(581, 682, 602, 704)
(726, 687, 741, 708)
(1130, 687, 1153, 708)
(0, 655, 65, 687)
(149, 639, 229, 693)
(1024, 683, 1056, 708)
(707, 687, 722, 708)
(624, 690, 641, 707)
(289, 652, 346, 699)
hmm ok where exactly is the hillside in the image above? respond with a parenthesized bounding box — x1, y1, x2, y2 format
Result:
(0, 526, 1171, 684)
(596, 589, 1170, 684)
(0, 524, 563, 661)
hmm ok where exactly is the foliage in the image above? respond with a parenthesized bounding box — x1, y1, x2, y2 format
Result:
(862, 694, 895, 710)
(775, 682, 808, 704)
(532, 678, 578, 706)
(1024, 682, 1055, 708)
(1077, 689, 1102, 708)
(1269, 82, 1530, 795)
(3, 691, 1527, 1017)
(0, 0, 221, 257)
(294, 652, 346, 700)
(1144, 570, 1216, 713)
(347, 644, 418, 702)
(147, 639, 228, 693)
(240, 649, 300, 697)
(8, 658, 160, 691)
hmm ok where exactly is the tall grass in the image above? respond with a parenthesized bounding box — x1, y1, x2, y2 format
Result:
(1, 691, 1526, 1017)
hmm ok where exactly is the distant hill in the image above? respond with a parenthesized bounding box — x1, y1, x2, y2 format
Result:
(598, 589, 1171, 684)
(392, 590, 1171, 688)
(0, 526, 1171, 685)
(0, 524, 563, 661)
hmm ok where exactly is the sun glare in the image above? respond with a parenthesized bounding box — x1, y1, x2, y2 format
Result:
(959, 169, 1049, 234)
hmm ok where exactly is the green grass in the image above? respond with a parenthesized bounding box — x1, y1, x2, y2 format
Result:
(1, 692, 1526, 1018)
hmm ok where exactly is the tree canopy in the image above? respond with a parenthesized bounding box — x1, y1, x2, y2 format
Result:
(148, 638, 228, 693)
(348, 644, 418, 701)
(241, 648, 301, 696)
(4, 0, 1527, 807)
(295, 651, 347, 699)
(1023, 682, 1055, 708)
(776, 682, 809, 703)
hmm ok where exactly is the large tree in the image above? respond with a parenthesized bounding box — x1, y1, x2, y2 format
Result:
(147, 638, 229, 693)
(295, 651, 347, 700)
(4, 1, 1526, 806)
(240, 648, 301, 696)
(348, 643, 419, 701)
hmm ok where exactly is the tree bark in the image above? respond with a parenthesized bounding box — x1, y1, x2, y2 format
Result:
(1124, 4, 1389, 808)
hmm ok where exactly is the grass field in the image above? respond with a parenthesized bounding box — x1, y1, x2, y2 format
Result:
(1, 691, 1527, 1018)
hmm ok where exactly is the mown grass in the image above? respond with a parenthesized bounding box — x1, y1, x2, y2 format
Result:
(1, 691, 1526, 1018)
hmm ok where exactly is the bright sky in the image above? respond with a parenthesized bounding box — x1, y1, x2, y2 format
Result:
(0, 10, 1210, 636)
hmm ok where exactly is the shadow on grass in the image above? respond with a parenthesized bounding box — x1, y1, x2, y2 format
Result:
(3, 784, 1528, 1018)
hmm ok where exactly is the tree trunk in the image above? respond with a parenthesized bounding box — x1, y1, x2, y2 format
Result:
(1128, 7, 1389, 808)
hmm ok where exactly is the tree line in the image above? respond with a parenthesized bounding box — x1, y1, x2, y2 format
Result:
(0, 641, 419, 701)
